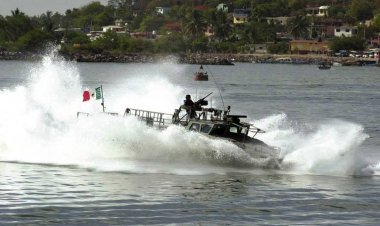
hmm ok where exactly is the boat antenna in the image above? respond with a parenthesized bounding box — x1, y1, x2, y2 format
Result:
(204, 65, 225, 111)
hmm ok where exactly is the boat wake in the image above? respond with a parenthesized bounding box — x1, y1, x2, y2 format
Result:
(253, 114, 375, 176)
(0, 54, 377, 176)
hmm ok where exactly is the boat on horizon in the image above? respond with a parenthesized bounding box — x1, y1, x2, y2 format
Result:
(318, 62, 331, 70)
(194, 65, 208, 81)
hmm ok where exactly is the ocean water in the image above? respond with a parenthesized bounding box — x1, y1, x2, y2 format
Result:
(0, 53, 379, 225)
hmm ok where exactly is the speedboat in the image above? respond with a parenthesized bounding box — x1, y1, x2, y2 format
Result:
(318, 62, 331, 70)
(77, 87, 282, 167)
(123, 93, 282, 167)
(194, 65, 208, 81)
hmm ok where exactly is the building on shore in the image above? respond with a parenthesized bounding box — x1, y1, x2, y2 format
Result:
(289, 40, 330, 54)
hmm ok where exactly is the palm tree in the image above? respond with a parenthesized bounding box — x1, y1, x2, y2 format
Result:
(287, 14, 310, 40)
(41, 11, 54, 32)
(182, 9, 207, 38)
(210, 10, 232, 41)
(11, 8, 24, 16)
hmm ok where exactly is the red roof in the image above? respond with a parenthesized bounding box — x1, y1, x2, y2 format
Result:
(194, 5, 208, 11)
(164, 22, 181, 31)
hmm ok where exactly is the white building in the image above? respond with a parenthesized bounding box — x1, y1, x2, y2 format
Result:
(334, 26, 358, 37)
(102, 25, 125, 33)
(156, 7, 170, 15)
(318, 6, 329, 17)
(217, 3, 228, 12)
(266, 17, 291, 26)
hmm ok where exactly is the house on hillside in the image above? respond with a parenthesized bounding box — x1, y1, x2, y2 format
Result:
(334, 26, 358, 37)
(217, 3, 229, 12)
(318, 6, 330, 17)
(233, 9, 249, 24)
(87, 31, 103, 41)
(252, 44, 268, 53)
(204, 26, 214, 38)
(306, 6, 319, 17)
(306, 5, 330, 17)
(156, 7, 170, 15)
(115, 19, 126, 27)
(266, 17, 291, 26)
(289, 39, 330, 54)
(54, 28, 82, 33)
(102, 25, 125, 33)
(309, 18, 343, 38)
(369, 34, 380, 48)
(164, 22, 181, 34)
(130, 31, 156, 39)
(194, 5, 208, 11)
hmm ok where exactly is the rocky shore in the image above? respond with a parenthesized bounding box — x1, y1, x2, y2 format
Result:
(1, 51, 378, 66)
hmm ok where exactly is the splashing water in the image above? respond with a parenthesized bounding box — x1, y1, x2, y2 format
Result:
(0, 54, 375, 176)
(254, 114, 373, 176)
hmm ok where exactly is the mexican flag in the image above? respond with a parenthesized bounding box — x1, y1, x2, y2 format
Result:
(95, 86, 102, 100)
(82, 90, 90, 102)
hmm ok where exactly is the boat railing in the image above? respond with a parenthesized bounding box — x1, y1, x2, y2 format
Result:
(76, 111, 119, 118)
(172, 106, 226, 125)
(77, 112, 90, 118)
(123, 108, 173, 128)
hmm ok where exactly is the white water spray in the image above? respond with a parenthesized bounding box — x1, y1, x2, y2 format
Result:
(0, 53, 375, 176)
(254, 114, 373, 176)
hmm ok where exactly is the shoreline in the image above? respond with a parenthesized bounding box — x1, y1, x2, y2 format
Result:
(0, 51, 378, 66)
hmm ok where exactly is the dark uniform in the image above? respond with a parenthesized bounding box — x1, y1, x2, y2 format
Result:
(184, 95, 196, 118)
(184, 94, 194, 106)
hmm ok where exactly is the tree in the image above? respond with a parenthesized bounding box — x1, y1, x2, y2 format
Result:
(287, 14, 310, 39)
(327, 5, 346, 19)
(182, 9, 207, 39)
(15, 30, 54, 51)
(373, 14, 380, 31)
(40, 11, 54, 32)
(93, 12, 114, 26)
(4, 8, 34, 41)
(268, 42, 289, 54)
(139, 15, 165, 32)
(329, 37, 366, 52)
(155, 32, 186, 53)
(90, 30, 119, 52)
(0, 16, 8, 43)
(288, 0, 306, 12)
(209, 10, 232, 41)
(347, 0, 373, 22)
(64, 31, 90, 45)
(108, 0, 134, 8)
(191, 36, 208, 52)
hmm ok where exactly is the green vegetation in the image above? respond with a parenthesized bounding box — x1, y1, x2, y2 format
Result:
(0, 0, 379, 54)
(329, 36, 366, 52)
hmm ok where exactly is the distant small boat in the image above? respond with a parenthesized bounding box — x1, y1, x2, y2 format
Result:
(194, 65, 208, 81)
(332, 62, 342, 67)
(318, 63, 331, 70)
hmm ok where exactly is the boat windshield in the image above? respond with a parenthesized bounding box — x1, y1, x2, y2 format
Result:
(209, 124, 226, 136)
(189, 123, 212, 134)
(208, 124, 249, 141)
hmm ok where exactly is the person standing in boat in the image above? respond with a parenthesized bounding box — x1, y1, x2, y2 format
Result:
(184, 94, 194, 106)
(183, 94, 196, 118)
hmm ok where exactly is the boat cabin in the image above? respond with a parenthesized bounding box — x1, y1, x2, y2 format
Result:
(187, 120, 251, 142)
(172, 104, 263, 141)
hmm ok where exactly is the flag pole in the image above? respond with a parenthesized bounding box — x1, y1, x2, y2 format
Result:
(101, 85, 105, 112)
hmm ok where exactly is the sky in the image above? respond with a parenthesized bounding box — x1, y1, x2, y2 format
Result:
(0, 0, 109, 16)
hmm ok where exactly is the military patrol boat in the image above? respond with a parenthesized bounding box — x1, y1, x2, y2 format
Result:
(123, 93, 281, 165)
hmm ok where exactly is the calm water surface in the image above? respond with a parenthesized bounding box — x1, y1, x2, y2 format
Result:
(0, 59, 379, 225)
